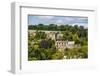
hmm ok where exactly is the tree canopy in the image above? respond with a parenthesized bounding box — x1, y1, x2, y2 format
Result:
(28, 24, 88, 60)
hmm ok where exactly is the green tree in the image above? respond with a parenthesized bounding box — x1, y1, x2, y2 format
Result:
(52, 51, 63, 59)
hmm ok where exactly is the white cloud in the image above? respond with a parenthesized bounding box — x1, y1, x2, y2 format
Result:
(76, 17, 87, 22)
(37, 16, 54, 19)
(55, 19, 64, 25)
(56, 20, 63, 23)
(65, 17, 75, 21)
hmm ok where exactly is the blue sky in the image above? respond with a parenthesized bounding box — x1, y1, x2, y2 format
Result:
(28, 15, 88, 26)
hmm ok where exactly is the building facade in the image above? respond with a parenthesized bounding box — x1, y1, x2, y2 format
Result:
(55, 41, 75, 50)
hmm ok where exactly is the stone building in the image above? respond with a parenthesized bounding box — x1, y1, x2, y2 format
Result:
(46, 32, 56, 40)
(28, 30, 36, 37)
(28, 30, 75, 50)
(55, 41, 75, 50)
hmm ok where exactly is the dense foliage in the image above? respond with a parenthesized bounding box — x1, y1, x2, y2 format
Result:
(28, 24, 88, 61)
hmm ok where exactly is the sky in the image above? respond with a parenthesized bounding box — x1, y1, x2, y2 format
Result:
(28, 15, 88, 27)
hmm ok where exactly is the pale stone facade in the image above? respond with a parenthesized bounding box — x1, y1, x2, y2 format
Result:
(55, 41, 74, 50)
(46, 32, 56, 40)
(28, 30, 36, 37)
